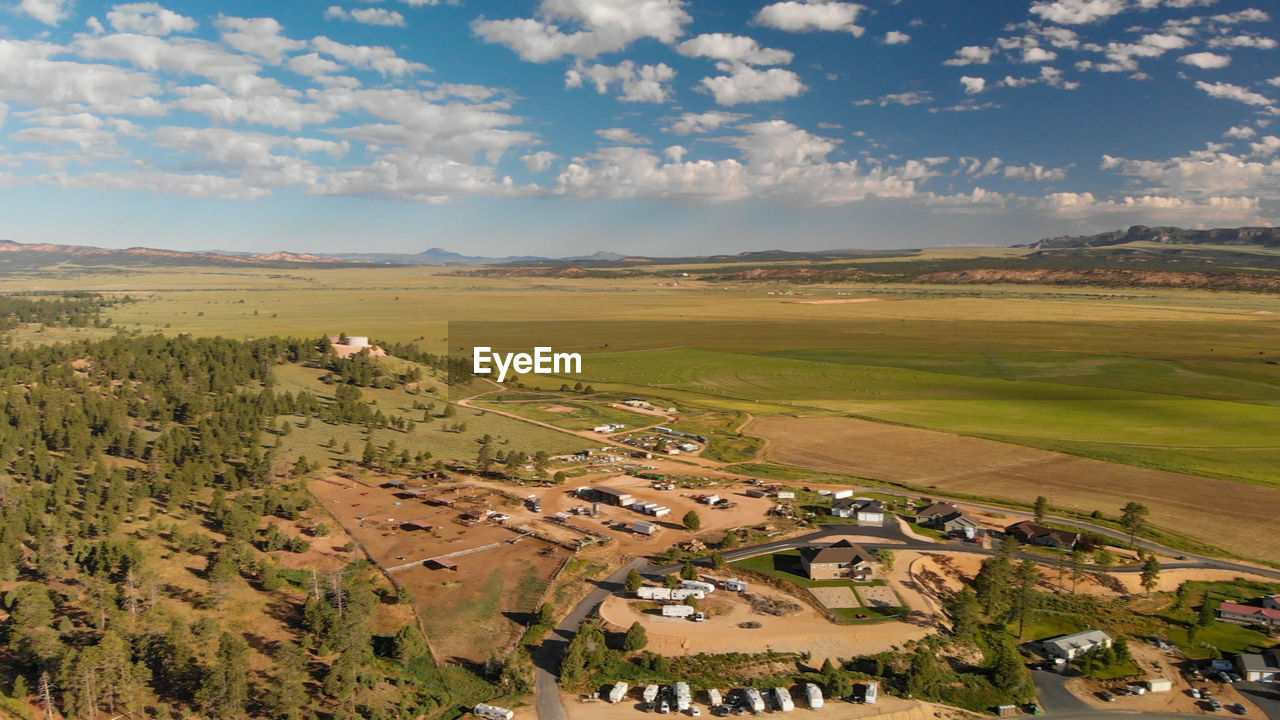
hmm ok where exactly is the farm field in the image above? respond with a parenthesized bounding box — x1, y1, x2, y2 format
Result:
(749, 415, 1280, 563)
(307, 475, 571, 665)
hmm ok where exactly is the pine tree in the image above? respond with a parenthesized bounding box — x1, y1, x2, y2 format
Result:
(622, 622, 648, 651)
(1033, 496, 1048, 523)
(624, 568, 644, 593)
(682, 510, 701, 531)
(196, 632, 250, 718)
(266, 642, 309, 720)
(1140, 555, 1160, 595)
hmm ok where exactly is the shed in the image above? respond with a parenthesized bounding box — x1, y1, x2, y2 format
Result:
(401, 520, 434, 531)
(382, 480, 407, 489)
(745, 488, 769, 498)
(632, 521, 659, 535)
(425, 557, 457, 571)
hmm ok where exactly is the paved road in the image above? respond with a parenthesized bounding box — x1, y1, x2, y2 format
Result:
(1033, 668, 1092, 714)
(534, 557, 648, 720)
(1238, 682, 1280, 720)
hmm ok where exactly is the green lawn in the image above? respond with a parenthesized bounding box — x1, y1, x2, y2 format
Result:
(730, 551, 906, 621)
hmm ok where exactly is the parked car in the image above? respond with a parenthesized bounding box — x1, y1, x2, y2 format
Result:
(1210, 699, 1224, 712)
(689, 708, 701, 717)
(1231, 704, 1248, 715)
(1100, 691, 1116, 703)
(1191, 689, 1202, 699)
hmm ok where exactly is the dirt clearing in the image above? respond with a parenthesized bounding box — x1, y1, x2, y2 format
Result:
(750, 415, 1280, 562)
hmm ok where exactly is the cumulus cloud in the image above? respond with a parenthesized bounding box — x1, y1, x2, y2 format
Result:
(1102, 145, 1280, 199)
(755, 1, 866, 37)
(106, 3, 197, 35)
(1000, 66, 1080, 90)
(312, 36, 428, 75)
(676, 34, 793, 65)
(556, 121, 935, 205)
(1076, 32, 1191, 73)
(1208, 34, 1277, 50)
(700, 64, 806, 105)
(596, 127, 650, 144)
(324, 6, 407, 27)
(473, 0, 691, 62)
(666, 111, 746, 135)
(565, 60, 676, 102)
(216, 16, 305, 64)
(944, 46, 994, 66)
(883, 31, 910, 45)
(522, 150, 559, 172)
(1179, 51, 1231, 68)
(1030, 0, 1127, 25)
(1004, 163, 1067, 181)
(960, 76, 987, 94)
(1195, 80, 1273, 107)
(1224, 125, 1257, 139)
(18, 0, 73, 26)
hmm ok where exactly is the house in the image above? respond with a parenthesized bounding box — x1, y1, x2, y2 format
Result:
(1235, 649, 1280, 683)
(799, 539, 875, 581)
(1041, 630, 1113, 661)
(1005, 520, 1080, 549)
(831, 497, 886, 525)
(1266, 595, 1280, 610)
(917, 503, 980, 537)
(1219, 601, 1280, 629)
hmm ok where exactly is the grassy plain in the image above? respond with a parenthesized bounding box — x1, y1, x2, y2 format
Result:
(11, 264, 1280, 559)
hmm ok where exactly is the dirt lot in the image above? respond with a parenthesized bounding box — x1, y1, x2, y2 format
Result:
(599, 583, 932, 664)
(1067, 641, 1263, 716)
(811, 586, 861, 608)
(563, 692, 954, 720)
(307, 475, 570, 664)
(750, 415, 1280, 561)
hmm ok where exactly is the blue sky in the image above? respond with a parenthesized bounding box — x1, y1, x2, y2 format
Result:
(0, 0, 1277, 256)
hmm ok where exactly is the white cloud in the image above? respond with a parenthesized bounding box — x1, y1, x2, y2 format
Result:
(18, 0, 73, 26)
(106, 3, 196, 35)
(755, 1, 865, 37)
(1102, 145, 1280, 199)
(1021, 46, 1058, 63)
(1195, 80, 1273, 107)
(666, 111, 746, 135)
(1030, 0, 1127, 25)
(174, 84, 336, 130)
(1036, 191, 1263, 223)
(1209, 8, 1270, 24)
(39, 169, 274, 199)
(472, 0, 692, 62)
(312, 36, 428, 76)
(325, 6, 407, 27)
(883, 31, 910, 45)
(75, 33, 269, 94)
(1004, 163, 1067, 181)
(287, 52, 345, 78)
(1000, 66, 1080, 90)
(960, 76, 986, 94)
(700, 64, 805, 105)
(1224, 125, 1256, 139)
(1179, 51, 1231, 68)
(676, 33, 793, 65)
(1077, 32, 1191, 72)
(855, 91, 931, 106)
(522, 150, 559, 172)
(1248, 136, 1280, 157)
(565, 60, 676, 102)
(944, 46, 994, 66)
(1207, 34, 1277, 50)
(0, 38, 165, 115)
(215, 16, 305, 65)
(596, 127, 650, 144)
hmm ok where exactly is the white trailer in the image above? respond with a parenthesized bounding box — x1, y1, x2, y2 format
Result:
(1145, 679, 1173, 693)
(721, 578, 749, 592)
(774, 687, 794, 712)
(652, 506, 671, 517)
(863, 680, 879, 705)
(608, 682, 629, 704)
(776, 491, 796, 499)
(681, 580, 716, 594)
(473, 703, 515, 720)
(702, 495, 721, 505)
(643, 684, 659, 703)
(805, 683, 824, 709)
(636, 586, 667, 600)
(831, 489, 854, 499)
(674, 682, 692, 711)
(632, 521, 659, 535)
(742, 688, 766, 713)
(662, 605, 695, 618)
(706, 689, 723, 707)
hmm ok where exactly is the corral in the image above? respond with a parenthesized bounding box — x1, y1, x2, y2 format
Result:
(307, 475, 571, 664)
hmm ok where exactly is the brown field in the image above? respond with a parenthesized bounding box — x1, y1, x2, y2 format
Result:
(307, 475, 571, 664)
(750, 415, 1280, 563)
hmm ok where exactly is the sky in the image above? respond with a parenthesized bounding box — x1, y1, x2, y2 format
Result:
(0, 0, 1278, 256)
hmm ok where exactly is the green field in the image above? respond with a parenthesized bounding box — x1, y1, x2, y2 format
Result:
(12, 265, 1280, 494)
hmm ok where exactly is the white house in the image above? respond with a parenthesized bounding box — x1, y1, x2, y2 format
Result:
(1041, 630, 1113, 660)
(1236, 649, 1280, 684)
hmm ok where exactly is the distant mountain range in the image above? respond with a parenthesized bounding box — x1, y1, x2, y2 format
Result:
(1019, 225, 1280, 250)
(1, 226, 1278, 273)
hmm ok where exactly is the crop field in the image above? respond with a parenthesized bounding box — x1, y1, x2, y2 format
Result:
(16, 264, 1280, 559)
(749, 415, 1280, 563)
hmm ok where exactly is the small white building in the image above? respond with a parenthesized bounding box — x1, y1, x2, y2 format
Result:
(1042, 630, 1113, 661)
(632, 521, 659, 535)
